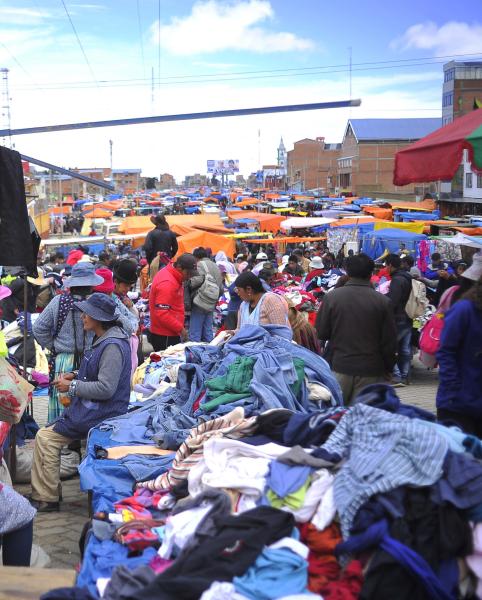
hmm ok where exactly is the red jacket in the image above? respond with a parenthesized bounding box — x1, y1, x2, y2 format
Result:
(149, 264, 184, 336)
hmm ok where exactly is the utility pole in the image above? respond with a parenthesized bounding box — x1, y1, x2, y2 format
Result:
(109, 139, 113, 174)
(0, 68, 12, 148)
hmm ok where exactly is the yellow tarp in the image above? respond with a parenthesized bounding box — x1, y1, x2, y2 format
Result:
(272, 208, 292, 213)
(374, 221, 425, 234)
(176, 230, 235, 259)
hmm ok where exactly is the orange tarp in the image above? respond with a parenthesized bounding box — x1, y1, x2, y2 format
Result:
(363, 206, 393, 220)
(62, 197, 74, 205)
(119, 214, 229, 235)
(233, 198, 264, 207)
(454, 226, 482, 235)
(84, 209, 113, 219)
(97, 201, 124, 210)
(228, 211, 285, 233)
(176, 230, 235, 258)
(389, 199, 436, 212)
(245, 236, 326, 244)
(50, 206, 71, 214)
(330, 217, 382, 227)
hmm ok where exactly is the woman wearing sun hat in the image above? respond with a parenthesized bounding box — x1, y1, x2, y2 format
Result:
(32, 262, 103, 421)
(30, 293, 131, 512)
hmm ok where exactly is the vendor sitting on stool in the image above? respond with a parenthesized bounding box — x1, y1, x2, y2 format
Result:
(29, 293, 131, 512)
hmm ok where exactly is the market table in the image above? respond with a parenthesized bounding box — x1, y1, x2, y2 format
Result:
(0, 567, 76, 599)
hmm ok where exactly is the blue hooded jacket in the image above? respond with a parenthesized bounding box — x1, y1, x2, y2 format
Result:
(436, 299, 482, 417)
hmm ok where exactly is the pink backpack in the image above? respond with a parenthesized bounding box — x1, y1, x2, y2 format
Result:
(419, 312, 445, 355)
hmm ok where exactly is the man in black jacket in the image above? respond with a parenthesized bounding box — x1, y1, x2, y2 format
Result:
(316, 253, 397, 405)
(143, 215, 178, 264)
(385, 253, 413, 386)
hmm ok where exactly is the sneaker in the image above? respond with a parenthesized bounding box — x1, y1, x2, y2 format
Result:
(29, 498, 60, 512)
(391, 378, 407, 388)
(401, 377, 410, 386)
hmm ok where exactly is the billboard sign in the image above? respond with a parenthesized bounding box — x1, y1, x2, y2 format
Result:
(207, 159, 239, 175)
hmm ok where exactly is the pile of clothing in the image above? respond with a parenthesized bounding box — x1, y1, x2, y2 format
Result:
(44, 343, 482, 599)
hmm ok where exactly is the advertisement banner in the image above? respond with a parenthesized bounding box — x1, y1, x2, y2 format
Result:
(207, 159, 239, 175)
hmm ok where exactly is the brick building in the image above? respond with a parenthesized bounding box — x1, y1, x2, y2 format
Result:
(337, 119, 440, 197)
(286, 137, 340, 193)
(159, 173, 176, 189)
(112, 168, 142, 194)
(442, 61, 482, 126)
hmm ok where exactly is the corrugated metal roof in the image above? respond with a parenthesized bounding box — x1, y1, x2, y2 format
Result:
(348, 118, 441, 141)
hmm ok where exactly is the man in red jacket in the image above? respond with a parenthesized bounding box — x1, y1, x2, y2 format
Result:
(148, 253, 198, 351)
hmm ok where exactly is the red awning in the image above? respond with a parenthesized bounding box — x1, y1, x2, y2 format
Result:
(393, 109, 482, 186)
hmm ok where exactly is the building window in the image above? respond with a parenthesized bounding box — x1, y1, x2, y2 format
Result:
(477, 174, 482, 188)
(442, 116, 452, 126)
(444, 68, 455, 82)
(442, 92, 453, 107)
(466, 172, 473, 188)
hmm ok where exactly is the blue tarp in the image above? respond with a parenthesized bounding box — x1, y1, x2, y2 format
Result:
(361, 228, 426, 259)
(394, 210, 440, 222)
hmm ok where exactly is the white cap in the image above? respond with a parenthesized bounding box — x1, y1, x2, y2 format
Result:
(256, 252, 268, 260)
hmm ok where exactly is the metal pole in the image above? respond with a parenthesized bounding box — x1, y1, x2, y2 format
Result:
(59, 178, 63, 238)
(1, 99, 362, 137)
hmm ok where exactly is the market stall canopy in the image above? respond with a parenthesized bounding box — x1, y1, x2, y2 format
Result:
(361, 228, 426, 259)
(393, 109, 482, 185)
(280, 217, 335, 229)
(228, 211, 285, 233)
(244, 236, 327, 244)
(118, 214, 229, 235)
(83, 208, 113, 219)
(176, 230, 235, 258)
(373, 221, 425, 234)
(438, 233, 482, 248)
(50, 206, 71, 214)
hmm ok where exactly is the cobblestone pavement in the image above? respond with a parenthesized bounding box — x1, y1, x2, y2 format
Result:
(14, 396, 88, 570)
(14, 358, 439, 570)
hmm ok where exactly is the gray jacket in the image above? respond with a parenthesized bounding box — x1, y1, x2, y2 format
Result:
(33, 294, 92, 355)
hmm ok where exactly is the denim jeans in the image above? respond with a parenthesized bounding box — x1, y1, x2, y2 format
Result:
(189, 307, 214, 343)
(393, 321, 413, 379)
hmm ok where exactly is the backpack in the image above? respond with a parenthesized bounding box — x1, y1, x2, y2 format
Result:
(405, 279, 429, 319)
(192, 264, 221, 312)
(419, 311, 445, 356)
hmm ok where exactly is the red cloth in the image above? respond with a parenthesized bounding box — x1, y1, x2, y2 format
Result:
(393, 108, 482, 185)
(149, 263, 185, 336)
(321, 560, 364, 600)
(66, 249, 84, 266)
(305, 269, 325, 283)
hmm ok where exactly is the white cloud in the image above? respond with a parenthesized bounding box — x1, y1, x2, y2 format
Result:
(151, 0, 314, 55)
(0, 6, 51, 25)
(392, 21, 482, 55)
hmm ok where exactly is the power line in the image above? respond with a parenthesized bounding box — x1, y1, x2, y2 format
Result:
(0, 40, 41, 89)
(60, 0, 99, 87)
(136, 0, 146, 79)
(10, 50, 482, 92)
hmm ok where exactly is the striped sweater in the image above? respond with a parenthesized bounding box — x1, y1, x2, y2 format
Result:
(137, 407, 257, 491)
(321, 403, 449, 539)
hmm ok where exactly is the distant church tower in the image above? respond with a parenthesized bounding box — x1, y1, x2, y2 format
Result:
(277, 137, 286, 171)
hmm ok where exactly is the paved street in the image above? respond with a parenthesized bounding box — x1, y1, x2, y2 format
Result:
(14, 359, 439, 570)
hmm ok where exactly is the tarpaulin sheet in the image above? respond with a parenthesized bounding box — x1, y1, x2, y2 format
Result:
(176, 230, 235, 258)
(374, 221, 425, 234)
(362, 206, 393, 220)
(393, 109, 482, 185)
(243, 236, 326, 244)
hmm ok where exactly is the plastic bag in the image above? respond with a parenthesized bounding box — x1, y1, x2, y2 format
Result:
(0, 357, 33, 424)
